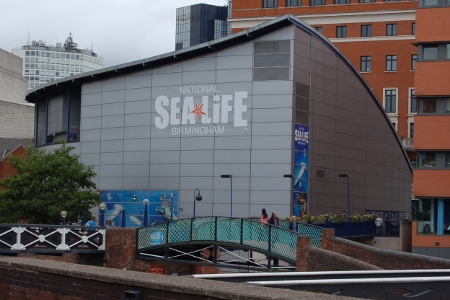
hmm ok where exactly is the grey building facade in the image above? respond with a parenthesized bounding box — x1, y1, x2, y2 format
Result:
(175, 3, 230, 51)
(26, 15, 411, 226)
(0, 48, 33, 139)
(12, 34, 104, 90)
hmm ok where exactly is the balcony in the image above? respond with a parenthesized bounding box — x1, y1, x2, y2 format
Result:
(402, 138, 414, 150)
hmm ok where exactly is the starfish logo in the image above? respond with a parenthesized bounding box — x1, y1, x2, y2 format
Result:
(191, 101, 206, 121)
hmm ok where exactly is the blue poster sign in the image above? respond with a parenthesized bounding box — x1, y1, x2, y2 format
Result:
(294, 124, 309, 152)
(293, 124, 309, 217)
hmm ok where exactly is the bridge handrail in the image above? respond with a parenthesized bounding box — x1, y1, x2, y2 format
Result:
(137, 217, 323, 261)
(0, 224, 106, 253)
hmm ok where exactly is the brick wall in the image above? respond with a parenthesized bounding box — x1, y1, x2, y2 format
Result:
(0, 256, 341, 300)
(322, 229, 450, 269)
(105, 227, 201, 275)
(296, 234, 381, 271)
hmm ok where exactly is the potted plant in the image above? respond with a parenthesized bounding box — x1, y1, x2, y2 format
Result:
(323, 213, 336, 222)
(349, 214, 363, 222)
(332, 215, 345, 224)
(363, 214, 377, 222)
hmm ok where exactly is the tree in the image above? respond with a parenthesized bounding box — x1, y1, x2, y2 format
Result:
(0, 142, 100, 224)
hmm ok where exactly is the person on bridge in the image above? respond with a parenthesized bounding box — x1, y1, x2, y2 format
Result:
(261, 208, 269, 225)
(87, 217, 96, 230)
(268, 212, 279, 227)
(268, 212, 280, 266)
(289, 216, 298, 233)
(375, 216, 383, 235)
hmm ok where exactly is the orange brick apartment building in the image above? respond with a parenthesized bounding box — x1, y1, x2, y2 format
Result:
(228, 0, 450, 258)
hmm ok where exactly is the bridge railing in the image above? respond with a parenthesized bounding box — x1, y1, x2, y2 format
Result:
(0, 224, 106, 254)
(137, 217, 322, 262)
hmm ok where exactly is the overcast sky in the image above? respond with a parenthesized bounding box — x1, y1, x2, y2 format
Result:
(1, 0, 228, 67)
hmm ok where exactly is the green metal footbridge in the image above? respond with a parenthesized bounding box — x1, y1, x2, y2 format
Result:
(136, 217, 323, 271)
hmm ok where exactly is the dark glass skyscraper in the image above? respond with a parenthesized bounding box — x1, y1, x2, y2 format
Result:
(175, 4, 230, 50)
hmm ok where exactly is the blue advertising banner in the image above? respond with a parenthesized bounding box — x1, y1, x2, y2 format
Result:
(294, 124, 309, 152)
(293, 124, 309, 217)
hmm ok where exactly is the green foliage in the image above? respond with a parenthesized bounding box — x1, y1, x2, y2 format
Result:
(363, 214, 378, 222)
(0, 142, 100, 224)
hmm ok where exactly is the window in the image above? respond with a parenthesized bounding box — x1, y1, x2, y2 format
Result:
(336, 26, 347, 38)
(384, 89, 397, 113)
(286, 0, 301, 5)
(446, 99, 450, 113)
(314, 27, 322, 33)
(423, 45, 438, 60)
(410, 122, 414, 138)
(447, 44, 450, 59)
(359, 0, 375, 2)
(386, 24, 397, 36)
(410, 89, 417, 113)
(423, 98, 436, 113)
(361, 25, 372, 37)
(411, 54, 418, 70)
(334, 0, 350, 3)
(446, 153, 450, 167)
(310, 0, 325, 4)
(386, 55, 397, 71)
(422, 152, 436, 167)
(419, 0, 450, 7)
(360, 56, 371, 72)
(412, 23, 416, 35)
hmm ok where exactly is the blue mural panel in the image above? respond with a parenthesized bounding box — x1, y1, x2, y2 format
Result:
(100, 190, 178, 227)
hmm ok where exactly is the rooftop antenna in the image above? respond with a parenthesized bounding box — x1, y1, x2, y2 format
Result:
(27, 27, 30, 45)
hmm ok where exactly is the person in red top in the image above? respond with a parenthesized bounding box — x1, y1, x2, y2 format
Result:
(261, 208, 269, 224)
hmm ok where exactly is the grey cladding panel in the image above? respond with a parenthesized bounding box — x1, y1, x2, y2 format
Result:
(296, 95, 309, 111)
(295, 110, 309, 125)
(254, 67, 289, 81)
(254, 54, 290, 67)
(254, 40, 290, 54)
(296, 82, 310, 98)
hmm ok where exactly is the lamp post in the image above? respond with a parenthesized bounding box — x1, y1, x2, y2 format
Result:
(339, 174, 350, 219)
(193, 188, 203, 218)
(60, 210, 67, 225)
(99, 202, 106, 226)
(221, 175, 233, 218)
(143, 199, 149, 226)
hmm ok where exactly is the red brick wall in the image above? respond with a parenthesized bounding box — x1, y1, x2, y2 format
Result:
(413, 170, 450, 198)
(0, 256, 318, 300)
(322, 233, 450, 269)
(416, 7, 450, 43)
(412, 221, 450, 248)
(0, 146, 26, 182)
(415, 61, 450, 96)
(105, 227, 211, 275)
(0, 263, 223, 300)
(231, 0, 417, 18)
(296, 233, 381, 271)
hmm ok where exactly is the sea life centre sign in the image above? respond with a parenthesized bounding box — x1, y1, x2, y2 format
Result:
(154, 85, 248, 135)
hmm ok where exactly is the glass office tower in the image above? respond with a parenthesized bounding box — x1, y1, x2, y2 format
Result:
(175, 3, 230, 50)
